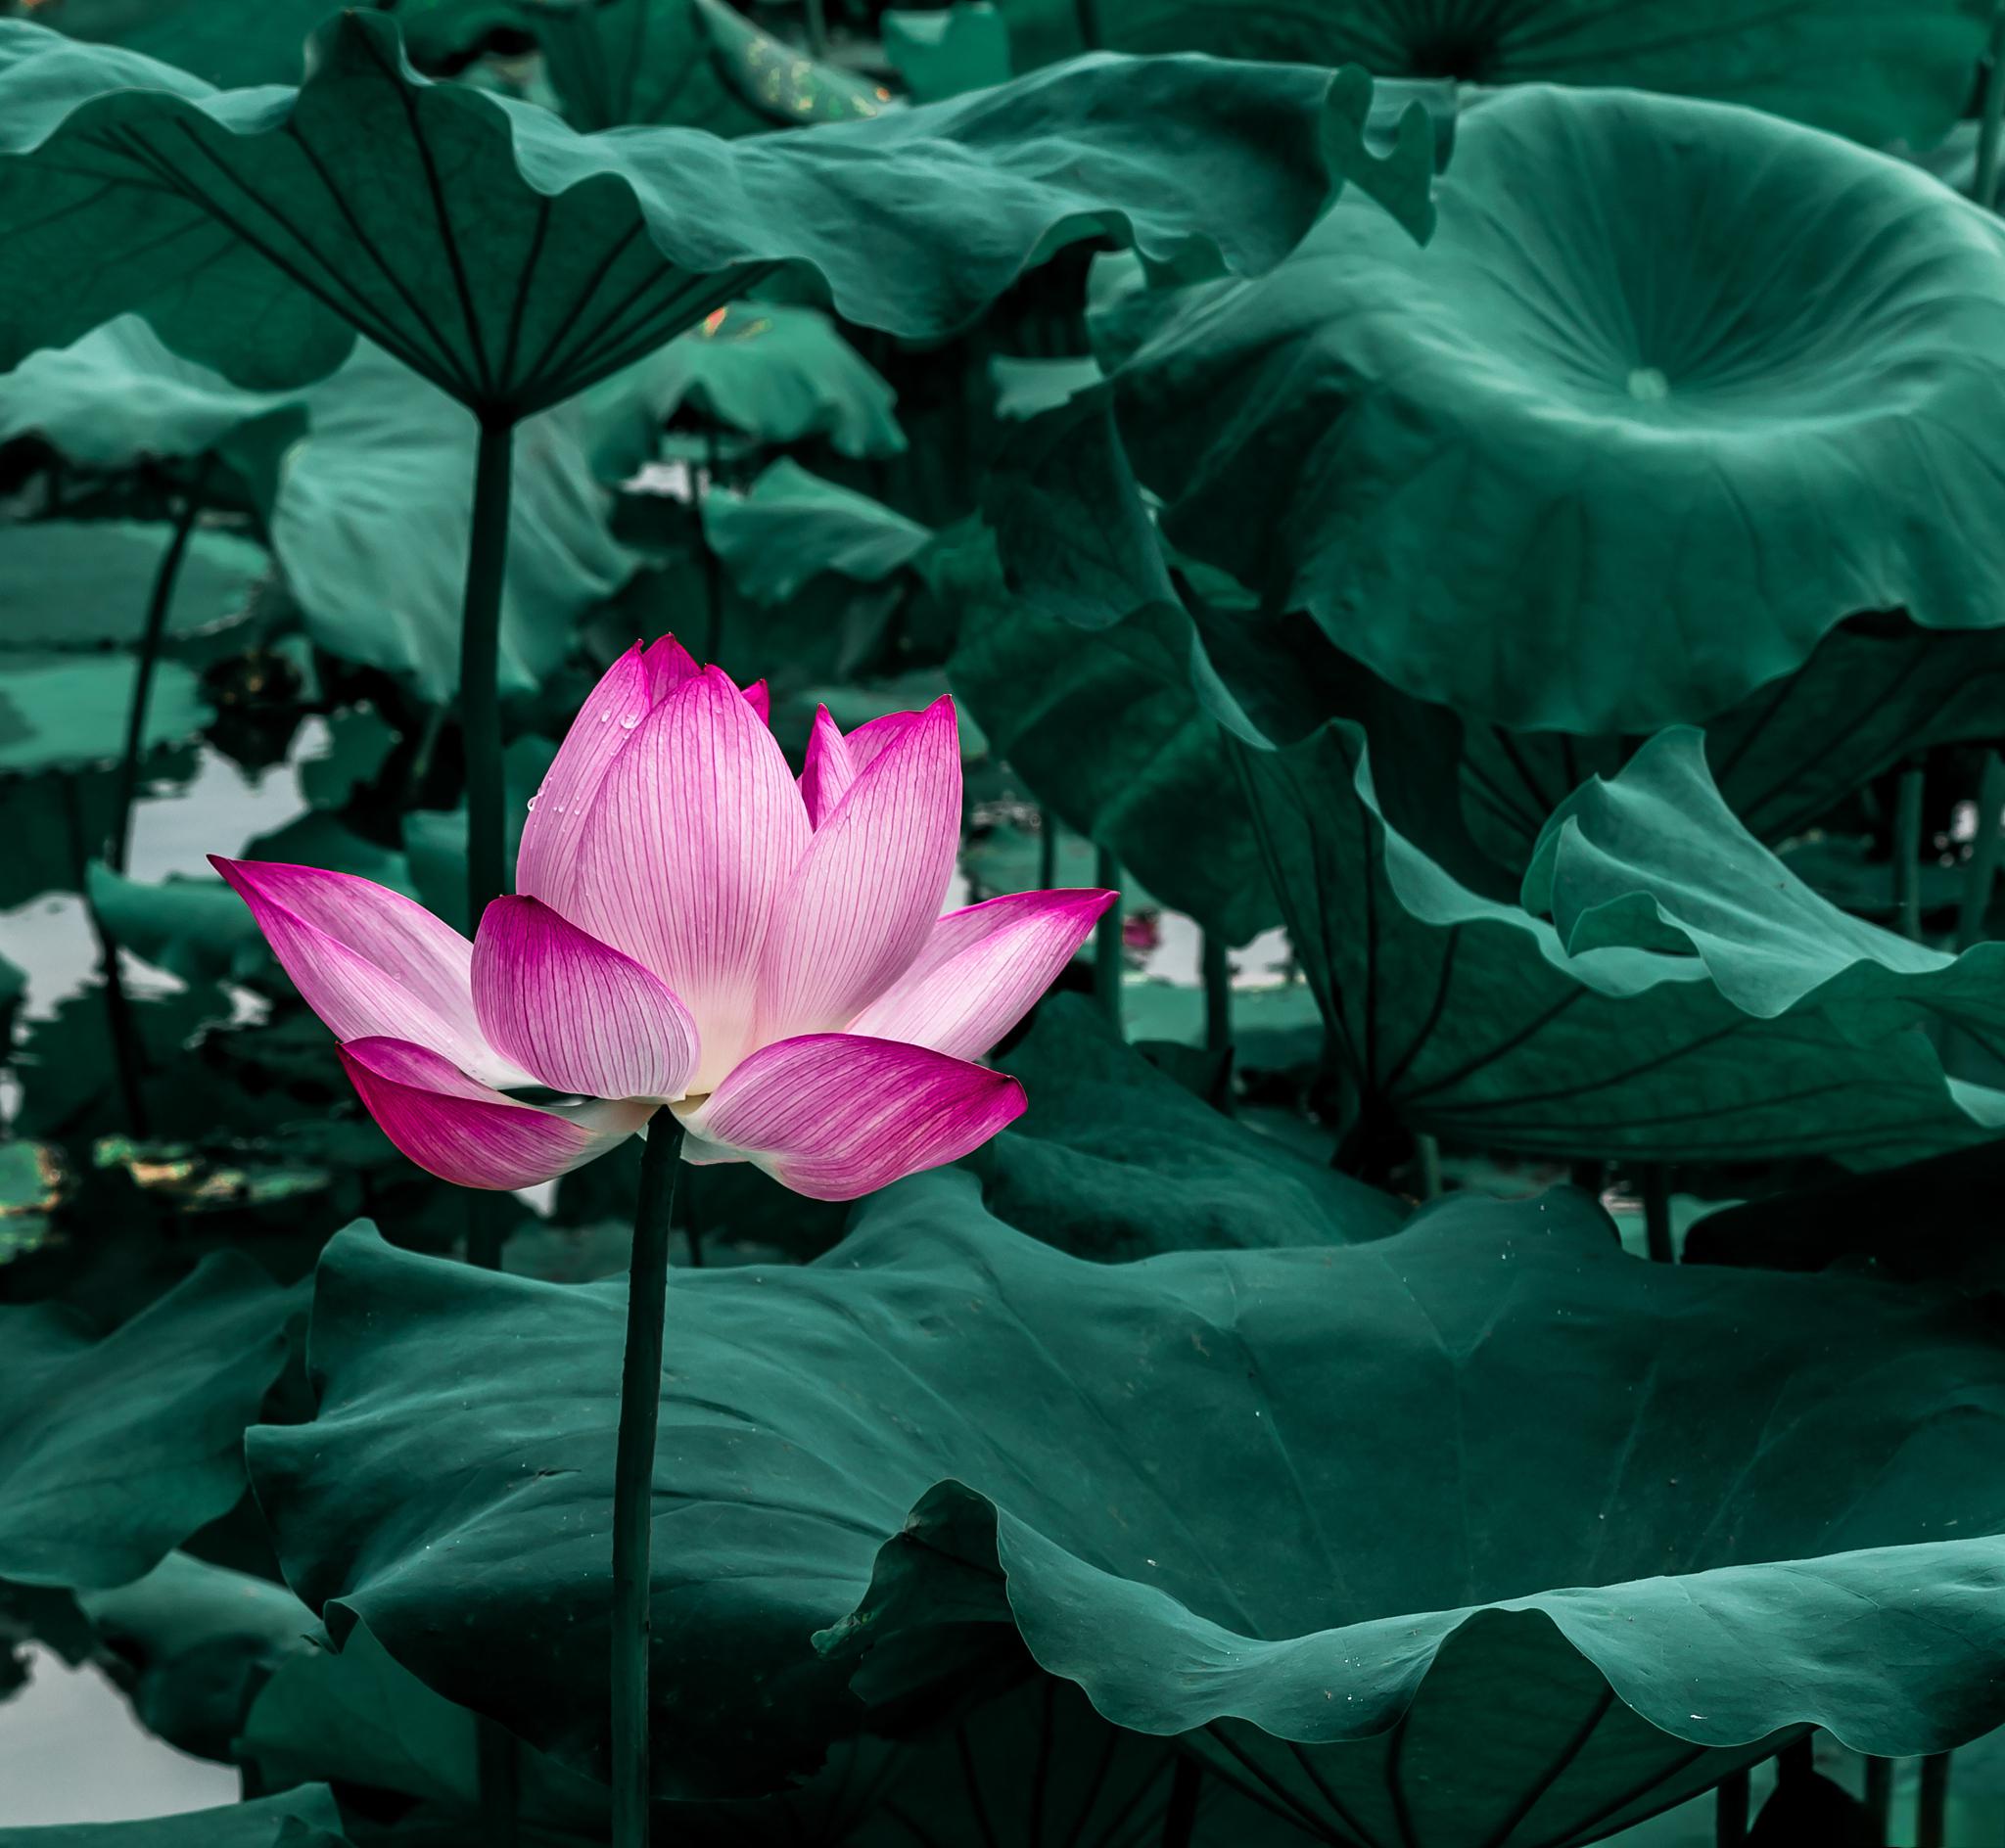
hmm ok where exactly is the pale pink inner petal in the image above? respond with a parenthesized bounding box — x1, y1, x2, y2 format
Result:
(472, 897, 700, 1102)
(516, 644, 654, 907)
(341, 1038, 651, 1190)
(753, 696, 961, 1046)
(674, 1033, 1024, 1201)
(211, 856, 528, 1087)
(571, 667, 810, 1091)
(847, 888, 1115, 1060)
(798, 706, 857, 829)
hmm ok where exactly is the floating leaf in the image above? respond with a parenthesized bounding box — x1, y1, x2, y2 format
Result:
(85, 862, 268, 984)
(0, 1789, 344, 1848)
(254, 1190, 2005, 1834)
(5, 0, 347, 86)
(0, 1253, 295, 1591)
(0, 13, 1431, 416)
(997, 0, 1987, 143)
(1119, 84, 2005, 733)
(0, 521, 266, 653)
(0, 652, 210, 773)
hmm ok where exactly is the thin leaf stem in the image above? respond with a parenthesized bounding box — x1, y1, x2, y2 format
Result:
(1893, 759, 1926, 944)
(1641, 1164, 1673, 1264)
(111, 469, 207, 875)
(1201, 931, 1233, 1054)
(462, 419, 515, 929)
(1918, 1750, 1951, 1847)
(1957, 754, 2005, 951)
(1161, 1758, 1201, 1847)
(1712, 1767, 1748, 1847)
(1094, 846, 1123, 1030)
(613, 1114, 687, 1848)
(1037, 807, 1058, 890)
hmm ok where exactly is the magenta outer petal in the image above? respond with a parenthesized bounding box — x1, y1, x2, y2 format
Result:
(573, 666, 810, 1091)
(676, 1033, 1024, 1201)
(340, 1038, 650, 1190)
(845, 710, 918, 776)
(847, 888, 1116, 1060)
(754, 695, 961, 1045)
(742, 678, 771, 725)
(798, 705, 856, 829)
(642, 633, 701, 700)
(516, 644, 654, 906)
(472, 897, 700, 1102)
(211, 856, 527, 1087)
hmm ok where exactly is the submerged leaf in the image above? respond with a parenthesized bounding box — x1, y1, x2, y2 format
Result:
(0, 652, 210, 773)
(0, 521, 266, 652)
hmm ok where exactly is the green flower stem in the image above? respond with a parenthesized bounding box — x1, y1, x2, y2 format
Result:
(462, 419, 515, 932)
(1094, 845, 1123, 1030)
(1977, 2, 2005, 210)
(1864, 1755, 1893, 1835)
(1641, 1164, 1673, 1265)
(1414, 1133, 1443, 1201)
(1161, 1758, 1200, 1847)
(111, 469, 206, 876)
(1712, 1766, 1748, 1846)
(804, 0, 828, 57)
(1957, 754, 2005, 951)
(612, 1113, 687, 1848)
(1201, 932, 1232, 1054)
(1893, 760, 1926, 943)
(1074, 0, 1102, 50)
(1037, 807, 1058, 889)
(700, 428, 724, 665)
(1918, 1750, 1952, 1847)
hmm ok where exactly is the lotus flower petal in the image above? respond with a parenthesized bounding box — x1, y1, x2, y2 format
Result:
(472, 897, 699, 1102)
(210, 856, 528, 1088)
(674, 1033, 1023, 1200)
(340, 1038, 650, 1190)
(573, 667, 810, 1090)
(798, 706, 856, 828)
(848, 888, 1115, 1060)
(754, 695, 961, 1044)
(516, 643, 654, 906)
(741, 677, 770, 724)
(642, 633, 701, 699)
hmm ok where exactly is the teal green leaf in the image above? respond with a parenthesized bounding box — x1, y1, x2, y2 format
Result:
(1119, 84, 2005, 733)
(1215, 642, 2005, 1163)
(704, 459, 930, 605)
(255, 1192, 2005, 1835)
(0, 652, 210, 773)
(241, 343, 636, 700)
(3, 0, 343, 86)
(0, 12, 1427, 415)
(0, 1789, 344, 1848)
(401, 735, 556, 931)
(941, 470, 1277, 944)
(0, 317, 302, 469)
(985, 993, 1402, 1255)
(0, 520, 266, 652)
(85, 863, 269, 985)
(689, 0, 896, 125)
(523, 0, 770, 133)
(997, 0, 1987, 144)
(0, 1253, 294, 1590)
(581, 300, 903, 480)
(883, 4, 1011, 102)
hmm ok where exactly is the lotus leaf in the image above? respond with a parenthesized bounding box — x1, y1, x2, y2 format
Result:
(0, 652, 210, 773)
(0, 521, 266, 652)
(251, 1188, 2005, 1838)
(0, 1789, 344, 1847)
(1118, 84, 2005, 733)
(0, 1253, 295, 1590)
(704, 459, 931, 605)
(0, 12, 1432, 415)
(997, 0, 1987, 143)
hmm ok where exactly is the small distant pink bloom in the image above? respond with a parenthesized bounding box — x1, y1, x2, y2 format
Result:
(214, 643, 1111, 1201)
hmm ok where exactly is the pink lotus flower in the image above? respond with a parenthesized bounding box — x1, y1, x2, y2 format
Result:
(213, 638, 1112, 1200)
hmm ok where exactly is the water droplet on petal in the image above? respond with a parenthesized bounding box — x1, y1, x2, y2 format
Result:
(526, 796, 538, 811)
(620, 712, 641, 729)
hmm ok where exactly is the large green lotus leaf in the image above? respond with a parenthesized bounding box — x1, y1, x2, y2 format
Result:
(85, 862, 269, 984)
(0, 651, 210, 772)
(253, 1189, 2005, 1839)
(1117, 84, 2005, 734)
(0, 1790, 345, 1848)
(1210, 634, 2005, 1163)
(704, 458, 931, 605)
(0, 519, 267, 651)
(998, 0, 1986, 143)
(984, 993, 1404, 1256)
(0, 12, 1431, 417)
(580, 300, 903, 480)
(245, 343, 635, 700)
(0, 1253, 294, 1591)
(948, 390, 1277, 944)
(0, 316, 301, 467)
(1458, 618, 2005, 867)
(523, 0, 770, 133)
(5, 0, 341, 86)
